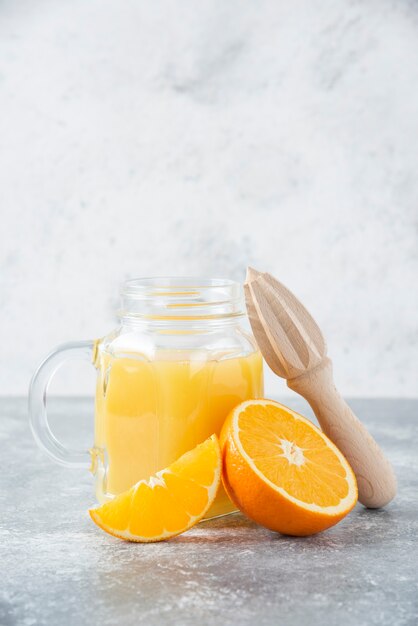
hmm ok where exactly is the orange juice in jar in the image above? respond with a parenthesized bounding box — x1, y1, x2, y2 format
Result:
(30, 278, 264, 519)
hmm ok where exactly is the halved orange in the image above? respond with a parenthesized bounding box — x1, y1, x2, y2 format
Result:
(90, 435, 221, 542)
(220, 399, 358, 536)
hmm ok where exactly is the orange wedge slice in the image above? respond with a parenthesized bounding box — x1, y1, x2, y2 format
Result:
(220, 399, 358, 536)
(90, 435, 221, 542)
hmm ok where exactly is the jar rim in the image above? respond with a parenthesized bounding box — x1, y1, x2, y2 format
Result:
(119, 276, 245, 323)
(122, 276, 238, 295)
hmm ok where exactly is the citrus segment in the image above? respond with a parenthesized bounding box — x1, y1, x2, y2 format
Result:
(89, 435, 221, 542)
(220, 399, 357, 536)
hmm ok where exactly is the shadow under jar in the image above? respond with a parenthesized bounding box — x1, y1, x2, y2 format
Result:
(30, 277, 264, 519)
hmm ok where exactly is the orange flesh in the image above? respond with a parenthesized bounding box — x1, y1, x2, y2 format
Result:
(238, 404, 350, 507)
(90, 435, 221, 542)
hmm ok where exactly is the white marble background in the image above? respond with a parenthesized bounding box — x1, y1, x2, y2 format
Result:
(1, 0, 417, 397)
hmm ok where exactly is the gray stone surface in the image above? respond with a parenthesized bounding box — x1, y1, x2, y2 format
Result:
(1, 397, 417, 626)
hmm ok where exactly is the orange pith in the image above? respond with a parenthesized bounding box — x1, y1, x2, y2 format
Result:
(89, 435, 221, 542)
(220, 399, 358, 536)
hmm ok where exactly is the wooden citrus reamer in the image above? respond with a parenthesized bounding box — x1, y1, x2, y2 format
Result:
(244, 268, 396, 508)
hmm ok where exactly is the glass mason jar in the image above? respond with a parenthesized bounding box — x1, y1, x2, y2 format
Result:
(29, 277, 264, 519)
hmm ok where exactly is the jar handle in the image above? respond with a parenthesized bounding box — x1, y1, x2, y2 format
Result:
(29, 340, 97, 469)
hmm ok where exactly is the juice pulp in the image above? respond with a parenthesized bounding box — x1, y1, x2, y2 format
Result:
(94, 350, 263, 518)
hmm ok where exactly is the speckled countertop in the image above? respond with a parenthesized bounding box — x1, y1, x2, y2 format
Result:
(1, 397, 417, 626)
